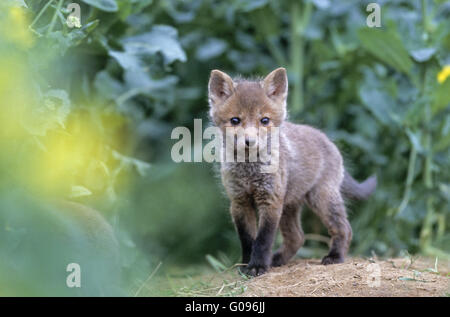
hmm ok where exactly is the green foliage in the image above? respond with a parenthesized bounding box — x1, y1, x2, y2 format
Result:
(0, 0, 449, 296)
(0, 192, 124, 296)
(358, 27, 413, 74)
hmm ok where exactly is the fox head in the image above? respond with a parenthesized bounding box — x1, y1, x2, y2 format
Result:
(208, 68, 288, 151)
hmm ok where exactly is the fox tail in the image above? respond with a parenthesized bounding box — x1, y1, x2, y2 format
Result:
(341, 171, 377, 201)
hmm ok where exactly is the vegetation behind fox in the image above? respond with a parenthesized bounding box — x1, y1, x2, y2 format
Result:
(208, 67, 377, 276)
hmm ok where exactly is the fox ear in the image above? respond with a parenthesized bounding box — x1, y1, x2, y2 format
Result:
(208, 70, 234, 105)
(263, 67, 288, 103)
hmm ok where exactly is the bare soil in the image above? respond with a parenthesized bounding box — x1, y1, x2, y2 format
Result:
(241, 257, 449, 297)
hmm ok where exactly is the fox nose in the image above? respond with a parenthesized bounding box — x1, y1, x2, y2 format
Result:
(245, 137, 256, 147)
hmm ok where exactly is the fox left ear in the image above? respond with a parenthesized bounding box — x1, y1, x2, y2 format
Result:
(262, 67, 288, 104)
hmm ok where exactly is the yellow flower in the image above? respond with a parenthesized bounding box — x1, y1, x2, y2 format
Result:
(0, 6, 34, 49)
(437, 65, 450, 84)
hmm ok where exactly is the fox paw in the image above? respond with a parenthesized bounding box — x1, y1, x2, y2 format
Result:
(240, 263, 268, 277)
(321, 255, 344, 265)
(271, 252, 286, 267)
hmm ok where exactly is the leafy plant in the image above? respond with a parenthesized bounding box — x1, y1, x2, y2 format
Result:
(0, 0, 448, 296)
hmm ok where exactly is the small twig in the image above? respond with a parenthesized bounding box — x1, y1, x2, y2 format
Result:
(216, 283, 226, 296)
(310, 284, 321, 295)
(134, 262, 162, 297)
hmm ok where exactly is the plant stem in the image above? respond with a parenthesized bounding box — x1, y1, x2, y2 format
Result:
(29, 0, 54, 29)
(421, 0, 428, 33)
(290, 2, 308, 114)
(249, 7, 287, 67)
(46, 0, 64, 36)
(418, 0, 435, 251)
(420, 108, 434, 250)
(395, 142, 417, 216)
(266, 36, 287, 67)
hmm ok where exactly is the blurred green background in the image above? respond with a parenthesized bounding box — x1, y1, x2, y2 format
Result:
(0, 0, 449, 296)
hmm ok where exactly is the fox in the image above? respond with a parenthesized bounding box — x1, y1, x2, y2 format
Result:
(208, 67, 377, 276)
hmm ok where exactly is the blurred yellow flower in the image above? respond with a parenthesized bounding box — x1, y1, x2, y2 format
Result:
(0, 6, 34, 49)
(26, 107, 131, 199)
(0, 53, 131, 199)
(437, 65, 450, 84)
(0, 57, 32, 141)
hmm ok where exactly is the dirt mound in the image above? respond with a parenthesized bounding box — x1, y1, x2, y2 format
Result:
(242, 257, 449, 297)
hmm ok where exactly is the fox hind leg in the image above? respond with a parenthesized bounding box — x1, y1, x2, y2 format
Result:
(306, 188, 352, 265)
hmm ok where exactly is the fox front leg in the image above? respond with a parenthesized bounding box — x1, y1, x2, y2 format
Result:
(230, 200, 257, 264)
(242, 195, 282, 277)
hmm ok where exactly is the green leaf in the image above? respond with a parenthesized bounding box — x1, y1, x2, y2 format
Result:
(403, 96, 426, 126)
(405, 129, 424, 153)
(311, 0, 330, 10)
(359, 79, 395, 125)
(432, 78, 450, 115)
(24, 89, 71, 136)
(94, 70, 125, 100)
(81, 0, 118, 12)
(109, 50, 141, 70)
(237, 0, 268, 12)
(82, 20, 100, 33)
(410, 48, 436, 62)
(120, 25, 186, 66)
(433, 131, 450, 152)
(195, 38, 228, 61)
(439, 183, 450, 202)
(205, 254, 227, 273)
(45, 90, 71, 127)
(358, 28, 413, 74)
(123, 70, 178, 92)
(112, 150, 151, 176)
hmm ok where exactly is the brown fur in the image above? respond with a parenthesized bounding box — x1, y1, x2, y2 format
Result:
(208, 68, 376, 276)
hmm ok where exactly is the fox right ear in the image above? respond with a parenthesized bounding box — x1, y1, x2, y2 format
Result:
(208, 70, 234, 105)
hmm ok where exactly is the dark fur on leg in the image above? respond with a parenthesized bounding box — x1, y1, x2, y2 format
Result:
(235, 218, 254, 264)
(242, 218, 278, 276)
(321, 238, 345, 265)
(230, 200, 257, 266)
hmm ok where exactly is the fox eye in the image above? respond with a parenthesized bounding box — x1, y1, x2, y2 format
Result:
(230, 117, 241, 125)
(260, 117, 270, 125)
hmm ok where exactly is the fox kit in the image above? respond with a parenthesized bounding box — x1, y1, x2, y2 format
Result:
(208, 67, 377, 276)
